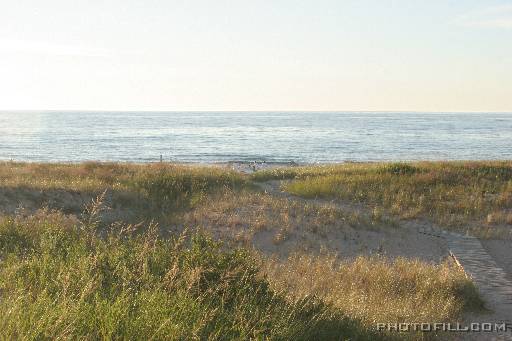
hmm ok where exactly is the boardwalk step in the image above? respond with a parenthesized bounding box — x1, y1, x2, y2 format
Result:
(448, 233, 512, 340)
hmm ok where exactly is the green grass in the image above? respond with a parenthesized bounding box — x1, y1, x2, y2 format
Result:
(0, 161, 246, 196)
(0, 162, 489, 339)
(251, 164, 342, 182)
(0, 205, 482, 340)
(131, 164, 246, 209)
(253, 161, 512, 237)
(0, 162, 247, 222)
(0, 207, 373, 340)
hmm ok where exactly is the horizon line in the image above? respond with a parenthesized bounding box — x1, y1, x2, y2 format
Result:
(2, 109, 512, 114)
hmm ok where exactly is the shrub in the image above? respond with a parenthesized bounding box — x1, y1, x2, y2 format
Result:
(379, 163, 421, 176)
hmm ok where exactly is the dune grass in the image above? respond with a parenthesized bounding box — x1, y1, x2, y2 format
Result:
(0, 205, 482, 340)
(182, 189, 398, 253)
(253, 161, 512, 237)
(0, 206, 374, 340)
(0, 161, 487, 339)
(0, 161, 247, 222)
(0, 161, 245, 195)
(264, 253, 483, 340)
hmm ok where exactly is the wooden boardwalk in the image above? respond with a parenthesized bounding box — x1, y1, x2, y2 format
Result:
(260, 181, 512, 340)
(447, 232, 512, 340)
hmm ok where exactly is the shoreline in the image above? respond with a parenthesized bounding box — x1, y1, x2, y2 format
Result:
(2, 159, 512, 171)
(3, 158, 512, 164)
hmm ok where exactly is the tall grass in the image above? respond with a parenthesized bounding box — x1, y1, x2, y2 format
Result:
(264, 253, 483, 340)
(0, 206, 370, 340)
(0, 205, 482, 340)
(0, 163, 488, 339)
(131, 164, 246, 209)
(0, 162, 247, 215)
(259, 162, 512, 236)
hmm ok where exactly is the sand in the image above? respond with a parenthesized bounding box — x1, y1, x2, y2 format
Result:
(247, 180, 448, 262)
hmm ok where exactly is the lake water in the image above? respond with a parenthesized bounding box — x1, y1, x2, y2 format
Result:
(1, 111, 511, 163)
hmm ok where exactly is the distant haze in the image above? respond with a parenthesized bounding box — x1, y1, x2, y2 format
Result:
(1, 1, 511, 112)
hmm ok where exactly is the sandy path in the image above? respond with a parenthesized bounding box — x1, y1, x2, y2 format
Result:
(254, 180, 447, 262)
(256, 180, 512, 341)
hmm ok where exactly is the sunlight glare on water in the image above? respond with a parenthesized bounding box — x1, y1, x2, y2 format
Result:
(1, 111, 511, 163)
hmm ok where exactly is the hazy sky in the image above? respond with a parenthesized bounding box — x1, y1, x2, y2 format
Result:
(1, 0, 511, 111)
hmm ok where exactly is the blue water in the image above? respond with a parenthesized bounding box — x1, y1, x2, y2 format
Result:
(1, 111, 511, 163)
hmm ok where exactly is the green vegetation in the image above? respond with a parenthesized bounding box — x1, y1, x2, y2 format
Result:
(0, 205, 482, 340)
(253, 161, 512, 237)
(0, 162, 246, 223)
(0, 161, 490, 339)
(131, 164, 246, 209)
(0, 208, 371, 340)
(0, 162, 246, 194)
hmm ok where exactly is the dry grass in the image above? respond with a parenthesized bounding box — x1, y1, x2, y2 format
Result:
(1, 206, 374, 340)
(263, 253, 484, 340)
(0, 161, 247, 224)
(0, 161, 489, 339)
(0, 161, 245, 193)
(253, 161, 512, 238)
(181, 189, 398, 254)
(0, 205, 483, 340)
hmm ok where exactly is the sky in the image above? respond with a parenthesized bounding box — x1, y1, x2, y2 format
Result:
(0, 0, 511, 112)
